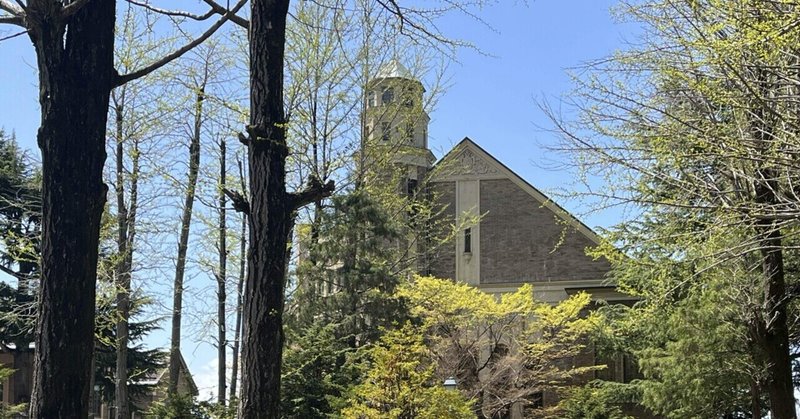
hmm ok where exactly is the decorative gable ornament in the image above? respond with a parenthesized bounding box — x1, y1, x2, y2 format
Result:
(453, 149, 499, 175)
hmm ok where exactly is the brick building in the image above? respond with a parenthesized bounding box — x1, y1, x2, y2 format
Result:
(364, 60, 645, 416)
(364, 60, 631, 306)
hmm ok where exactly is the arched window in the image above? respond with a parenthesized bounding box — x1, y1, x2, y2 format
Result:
(381, 88, 394, 105)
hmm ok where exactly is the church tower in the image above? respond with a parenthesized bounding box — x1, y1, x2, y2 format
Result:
(362, 60, 436, 274)
(363, 60, 436, 187)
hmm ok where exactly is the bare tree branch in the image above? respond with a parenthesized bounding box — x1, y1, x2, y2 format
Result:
(0, 27, 25, 39)
(0, 0, 23, 16)
(125, 0, 215, 21)
(0, 15, 24, 26)
(200, 0, 249, 28)
(289, 177, 335, 211)
(0, 263, 27, 282)
(113, 0, 247, 87)
(223, 188, 250, 215)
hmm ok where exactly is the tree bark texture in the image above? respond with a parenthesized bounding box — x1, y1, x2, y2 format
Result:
(27, 0, 116, 416)
(229, 161, 246, 403)
(217, 138, 227, 406)
(169, 86, 205, 395)
(755, 218, 795, 418)
(239, 0, 292, 417)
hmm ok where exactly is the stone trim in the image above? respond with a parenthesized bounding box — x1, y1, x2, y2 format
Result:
(432, 138, 602, 245)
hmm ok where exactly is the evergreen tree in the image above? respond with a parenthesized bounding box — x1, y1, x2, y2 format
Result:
(0, 130, 39, 353)
(548, 1, 800, 416)
(0, 129, 40, 291)
(0, 132, 167, 413)
(282, 188, 407, 417)
(93, 296, 168, 414)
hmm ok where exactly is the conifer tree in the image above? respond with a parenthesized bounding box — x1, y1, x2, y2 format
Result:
(547, 1, 800, 416)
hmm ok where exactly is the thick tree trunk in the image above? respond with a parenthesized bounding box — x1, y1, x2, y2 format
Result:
(751, 161, 795, 418)
(27, 0, 116, 417)
(114, 95, 140, 419)
(757, 226, 795, 419)
(169, 87, 205, 394)
(239, 1, 292, 417)
(229, 163, 246, 403)
(217, 138, 228, 406)
(750, 379, 762, 419)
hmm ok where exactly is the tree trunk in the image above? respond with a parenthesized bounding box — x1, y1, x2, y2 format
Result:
(217, 138, 227, 406)
(169, 86, 205, 395)
(114, 91, 140, 419)
(756, 223, 795, 419)
(750, 99, 796, 417)
(27, 0, 116, 416)
(750, 379, 762, 419)
(239, 1, 292, 417)
(229, 161, 247, 403)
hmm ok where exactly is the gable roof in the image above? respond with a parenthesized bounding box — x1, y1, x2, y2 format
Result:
(139, 351, 198, 396)
(432, 137, 602, 245)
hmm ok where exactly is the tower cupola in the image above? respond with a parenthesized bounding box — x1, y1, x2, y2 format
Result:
(364, 60, 431, 154)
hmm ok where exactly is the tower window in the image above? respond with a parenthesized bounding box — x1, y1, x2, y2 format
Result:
(368, 91, 376, 108)
(381, 122, 390, 141)
(382, 88, 394, 105)
(464, 228, 472, 253)
(405, 122, 414, 143)
(407, 178, 418, 197)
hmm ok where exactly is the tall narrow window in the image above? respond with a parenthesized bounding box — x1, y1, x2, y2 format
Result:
(464, 228, 472, 253)
(405, 122, 414, 143)
(368, 91, 376, 108)
(407, 178, 418, 197)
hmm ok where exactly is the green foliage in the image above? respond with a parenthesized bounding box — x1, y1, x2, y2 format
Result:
(281, 322, 361, 418)
(93, 295, 168, 408)
(558, 381, 637, 419)
(293, 189, 406, 339)
(0, 281, 34, 350)
(340, 324, 474, 419)
(194, 399, 237, 419)
(553, 0, 800, 416)
(0, 128, 40, 283)
(146, 393, 208, 419)
(284, 188, 409, 416)
(344, 276, 602, 418)
(0, 366, 25, 419)
(559, 0, 800, 418)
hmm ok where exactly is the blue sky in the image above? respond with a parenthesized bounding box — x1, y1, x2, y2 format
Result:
(0, 0, 635, 400)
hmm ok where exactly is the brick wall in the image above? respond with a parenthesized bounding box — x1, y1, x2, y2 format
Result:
(428, 181, 456, 279)
(479, 179, 610, 283)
